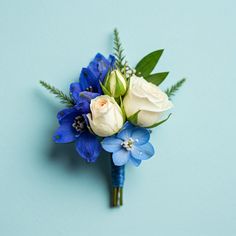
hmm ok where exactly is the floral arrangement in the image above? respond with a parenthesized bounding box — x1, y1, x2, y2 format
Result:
(40, 29, 185, 207)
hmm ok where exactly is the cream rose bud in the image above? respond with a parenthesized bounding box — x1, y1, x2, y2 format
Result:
(105, 69, 127, 98)
(123, 75, 173, 127)
(87, 95, 124, 137)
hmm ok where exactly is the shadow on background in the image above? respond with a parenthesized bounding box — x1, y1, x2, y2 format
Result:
(49, 142, 111, 190)
(47, 137, 113, 207)
(37, 88, 112, 207)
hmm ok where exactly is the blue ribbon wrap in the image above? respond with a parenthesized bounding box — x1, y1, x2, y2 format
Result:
(111, 160, 125, 187)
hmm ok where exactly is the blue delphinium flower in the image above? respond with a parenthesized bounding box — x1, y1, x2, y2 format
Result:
(52, 53, 115, 162)
(70, 53, 115, 100)
(53, 100, 101, 162)
(101, 122, 155, 166)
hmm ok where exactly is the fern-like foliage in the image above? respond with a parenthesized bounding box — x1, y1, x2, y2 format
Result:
(39, 80, 75, 107)
(165, 78, 186, 99)
(113, 28, 125, 70)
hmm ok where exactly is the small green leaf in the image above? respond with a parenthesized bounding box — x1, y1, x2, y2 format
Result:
(127, 110, 140, 125)
(113, 28, 126, 71)
(145, 72, 169, 86)
(99, 81, 111, 96)
(39, 80, 75, 107)
(104, 70, 111, 88)
(114, 71, 126, 98)
(147, 113, 172, 129)
(135, 49, 164, 77)
(165, 78, 186, 99)
(119, 97, 126, 122)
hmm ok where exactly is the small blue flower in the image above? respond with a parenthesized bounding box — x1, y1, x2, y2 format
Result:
(101, 122, 155, 166)
(70, 53, 115, 101)
(53, 106, 101, 162)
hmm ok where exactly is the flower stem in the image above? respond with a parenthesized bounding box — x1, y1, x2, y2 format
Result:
(112, 187, 123, 207)
(119, 187, 123, 205)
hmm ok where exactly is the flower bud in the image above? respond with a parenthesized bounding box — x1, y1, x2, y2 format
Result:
(105, 70, 127, 98)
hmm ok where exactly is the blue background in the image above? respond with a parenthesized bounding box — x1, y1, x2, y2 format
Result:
(0, 0, 235, 235)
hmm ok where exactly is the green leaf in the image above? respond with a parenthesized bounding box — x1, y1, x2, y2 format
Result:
(99, 81, 111, 96)
(135, 49, 164, 77)
(39, 80, 75, 107)
(165, 78, 186, 99)
(145, 72, 169, 86)
(147, 113, 172, 128)
(114, 71, 126, 98)
(119, 97, 126, 122)
(104, 70, 111, 88)
(113, 28, 126, 71)
(127, 110, 140, 125)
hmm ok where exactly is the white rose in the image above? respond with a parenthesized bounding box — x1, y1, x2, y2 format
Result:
(87, 95, 124, 137)
(123, 75, 173, 127)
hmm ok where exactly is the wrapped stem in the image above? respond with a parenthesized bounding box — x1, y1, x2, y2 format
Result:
(111, 159, 125, 207)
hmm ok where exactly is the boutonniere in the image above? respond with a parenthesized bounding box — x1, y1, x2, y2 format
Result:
(40, 29, 185, 207)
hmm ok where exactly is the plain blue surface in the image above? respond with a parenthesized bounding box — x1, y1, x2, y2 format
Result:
(0, 0, 236, 235)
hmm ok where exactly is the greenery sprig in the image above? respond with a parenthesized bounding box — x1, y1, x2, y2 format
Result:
(39, 80, 75, 107)
(113, 28, 126, 71)
(165, 78, 186, 99)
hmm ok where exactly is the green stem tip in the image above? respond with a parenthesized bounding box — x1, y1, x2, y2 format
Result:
(112, 187, 123, 207)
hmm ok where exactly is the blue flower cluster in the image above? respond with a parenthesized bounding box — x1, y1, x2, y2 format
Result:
(53, 53, 115, 162)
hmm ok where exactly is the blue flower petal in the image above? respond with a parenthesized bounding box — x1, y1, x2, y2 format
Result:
(131, 142, 155, 160)
(76, 99, 90, 114)
(75, 92, 100, 114)
(57, 108, 72, 121)
(120, 121, 134, 131)
(79, 91, 100, 100)
(75, 131, 101, 162)
(53, 122, 77, 143)
(70, 82, 82, 102)
(108, 55, 116, 68)
(131, 127, 150, 145)
(77, 53, 115, 95)
(101, 137, 123, 153)
(129, 156, 142, 167)
(57, 107, 78, 125)
(88, 53, 115, 83)
(79, 68, 95, 91)
(88, 53, 109, 80)
(117, 128, 133, 141)
(112, 148, 130, 166)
